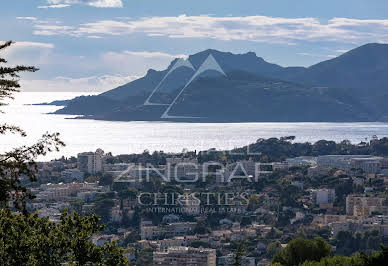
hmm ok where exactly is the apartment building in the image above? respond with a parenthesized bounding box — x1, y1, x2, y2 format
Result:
(153, 246, 216, 266)
(286, 156, 317, 167)
(311, 189, 336, 205)
(346, 195, 384, 216)
(141, 222, 197, 240)
(77, 148, 105, 174)
(316, 155, 383, 174)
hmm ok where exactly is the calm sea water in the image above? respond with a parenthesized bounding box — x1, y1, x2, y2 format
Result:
(1, 92, 388, 161)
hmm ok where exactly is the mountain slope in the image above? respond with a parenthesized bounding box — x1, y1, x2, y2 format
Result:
(53, 43, 388, 122)
(293, 43, 388, 91)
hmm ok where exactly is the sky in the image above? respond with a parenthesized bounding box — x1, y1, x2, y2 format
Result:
(1, 0, 388, 92)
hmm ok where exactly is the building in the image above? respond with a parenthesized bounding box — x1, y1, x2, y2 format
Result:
(317, 155, 370, 169)
(140, 222, 197, 240)
(166, 157, 200, 181)
(61, 169, 84, 183)
(350, 157, 383, 174)
(380, 159, 388, 175)
(110, 205, 123, 223)
(307, 166, 330, 177)
(77, 148, 105, 174)
(346, 195, 384, 216)
(286, 156, 317, 167)
(330, 221, 388, 239)
(218, 253, 255, 266)
(153, 246, 216, 266)
(36, 182, 102, 201)
(316, 155, 383, 173)
(311, 189, 335, 205)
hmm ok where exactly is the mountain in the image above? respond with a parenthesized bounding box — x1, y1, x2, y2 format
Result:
(53, 43, 388, 122)
(292, 43, 388, 91)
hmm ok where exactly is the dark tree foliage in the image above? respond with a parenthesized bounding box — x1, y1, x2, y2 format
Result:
(335, 230, 383, 256)
(212, 136, 388, 163)
(272, 237, 331, 266)
(0, 209, 129, 265)
(274, 238, 388, 266)
(300, 246, 388, 266)
(233, 241, 246, 266)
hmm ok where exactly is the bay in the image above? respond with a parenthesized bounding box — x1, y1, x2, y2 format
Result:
(1, 92, 388, 161)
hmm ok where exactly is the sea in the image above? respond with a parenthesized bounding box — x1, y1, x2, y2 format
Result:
(1, 92, 388, 161)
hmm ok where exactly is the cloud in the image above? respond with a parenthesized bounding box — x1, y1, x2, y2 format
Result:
(44, 0, 123, 8)
(335, 49, 349, 53)
(16, 17, 38, 21)
(11, 41, 55, 49)
(0, 41, 54, 52)
(297, 52, 337, 58)
(30, 15, 388, 44)
(101, 50, 186, 76)
(20, 75, 138, 92)
(0, 41, 55, 67)
(1, 41, 180, 91)
(33, 25, 75, 36)
(122, 51, 187, 59)
(38, 4, 70, 8)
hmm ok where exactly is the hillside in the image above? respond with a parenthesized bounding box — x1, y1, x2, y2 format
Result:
(53, 44, 388, 122)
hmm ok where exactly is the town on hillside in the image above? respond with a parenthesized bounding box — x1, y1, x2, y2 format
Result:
(28, 138, 388, 265)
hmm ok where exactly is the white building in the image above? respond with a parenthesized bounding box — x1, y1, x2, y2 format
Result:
(77, 148, 105, 174)
(286, 156, 317, 167)
(316, 155, 383, 173)
(311, 189, 336, 205)
(140, 222, 197, 240)
(153, 246, 216, 266)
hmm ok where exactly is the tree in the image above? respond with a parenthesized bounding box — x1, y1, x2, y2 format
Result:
(300, 246, 388, 266)
(272, 237, 331, 266)
(0, 41, 128, 265)
(266, 241, 282, 259)
(0, 209, 129, 265)
(336, 230, 383, 256)
(300, 255, 364, 266)
(135, 247, 153, 266)
(193, 220, 210, 234)
(94, 198, 115, 223)
(233, 241, 246, 266)
(99, 172, 114, 187)
(247, 194, 260, 211)
(0, 41, 65, 213)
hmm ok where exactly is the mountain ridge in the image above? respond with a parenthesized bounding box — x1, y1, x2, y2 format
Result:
(52, 43, 388, 122)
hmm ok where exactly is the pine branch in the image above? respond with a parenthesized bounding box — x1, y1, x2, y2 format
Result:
(0, 124, 26, 136)
(0, 41, 12, 50)
(0, 66, 38, 78)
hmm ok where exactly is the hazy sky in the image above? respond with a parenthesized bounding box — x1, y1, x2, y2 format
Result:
(2, 0, 388, 92)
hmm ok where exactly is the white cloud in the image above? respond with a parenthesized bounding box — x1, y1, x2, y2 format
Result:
(1, 41, 181, 91)
(122, 51, 187, 59)
(11, 41, 55, 49)
(30, 15, 388, 44)
(101, 50, 185, 76)
(20, 75, 138, 92)
(16, 17, 38, 21)
(38, 4, 70, 8)
(33, 25, 75, 36)
(335, 49, 349, 53)
(297, 52, 337, 58)
(44, 0, 122, 8)
(0, 41, 55, 67)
